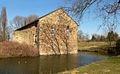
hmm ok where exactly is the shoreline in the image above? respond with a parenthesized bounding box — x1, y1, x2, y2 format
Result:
(58, 55, 120, 74)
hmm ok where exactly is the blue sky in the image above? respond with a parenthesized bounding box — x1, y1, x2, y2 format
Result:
(0, 0, 120, 38)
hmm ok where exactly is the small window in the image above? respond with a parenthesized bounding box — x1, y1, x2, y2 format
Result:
(67, 29, 69, 36)
(52, 28, 55, 35)
(67, 25, 69, 29)
(67, 25, 69, 38)
(59, 16, 63, 21)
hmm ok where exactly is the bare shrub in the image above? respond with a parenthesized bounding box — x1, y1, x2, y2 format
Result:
(116, 39, 120, 54)
(0, 41, 39, 57)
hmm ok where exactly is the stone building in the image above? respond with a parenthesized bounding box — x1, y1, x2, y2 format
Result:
(13, 8, 78, 55)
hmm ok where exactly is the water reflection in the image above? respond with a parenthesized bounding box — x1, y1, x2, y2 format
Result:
(0, 52, 109, 74)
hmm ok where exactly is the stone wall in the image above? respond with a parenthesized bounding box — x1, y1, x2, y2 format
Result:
(13, 25, 37, 48)
(38, 9, 78, 55)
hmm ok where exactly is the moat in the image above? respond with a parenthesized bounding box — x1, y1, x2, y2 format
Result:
(0, 52, 110, 74)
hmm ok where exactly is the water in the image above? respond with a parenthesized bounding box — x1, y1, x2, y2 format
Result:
(0, 52, 109, 74)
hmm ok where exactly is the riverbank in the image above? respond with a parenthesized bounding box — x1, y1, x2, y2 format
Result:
(59, 55, 120, 74)
(78, 42, 114, 51)
(78, 42, 117, 54)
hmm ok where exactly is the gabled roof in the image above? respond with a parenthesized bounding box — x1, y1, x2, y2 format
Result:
(16, 8, 78, 31)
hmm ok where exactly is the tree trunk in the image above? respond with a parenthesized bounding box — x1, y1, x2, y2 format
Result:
(2, 23, 6, 41)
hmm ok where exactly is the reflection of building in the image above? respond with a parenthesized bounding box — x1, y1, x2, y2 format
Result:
(38, 54, 78, 73)
(13, 8, 78, 55)
(0, 54, 78, 73)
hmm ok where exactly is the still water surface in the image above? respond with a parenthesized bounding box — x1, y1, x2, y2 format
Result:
(0, 52, 109, 74)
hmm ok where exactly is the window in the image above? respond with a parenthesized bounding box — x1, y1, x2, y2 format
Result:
(67, 25, 69, 38)
(59, 16, 63, 21)
(67, 25, 69, 29)
(52, 28, 55, 35)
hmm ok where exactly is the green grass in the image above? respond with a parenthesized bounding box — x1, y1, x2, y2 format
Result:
(59, 55, 120, 74)
(78, 42, 115, 52)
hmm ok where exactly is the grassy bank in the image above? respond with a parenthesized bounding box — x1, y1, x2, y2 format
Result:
(78, 42, 107, 51)
(78, 42, 116, 54)
(59, 55, 120, 74)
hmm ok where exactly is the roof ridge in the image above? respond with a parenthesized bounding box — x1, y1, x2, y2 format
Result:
(16, 8, 78, 31)
(16, 8, 63, 31)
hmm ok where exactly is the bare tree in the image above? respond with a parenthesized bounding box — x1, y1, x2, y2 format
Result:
(5, 25, 12, 40)
(78, 30, 89, 41)
(64, 0, 120, 30)
(10, 15, 39, 30)
(0, 7, 10, 41)
(0, 15, 3, 41)
(39, 14, 74, 55)
(64, 0, 120, 46)
(1, 7, 7, 41)
(64, 0, 120, 20)
(10, 16, 25, 30)
(24, 15, 39, 25)
(40, 22, 58, 54)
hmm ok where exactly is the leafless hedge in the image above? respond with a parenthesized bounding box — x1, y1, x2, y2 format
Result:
(0, 41, 39, 57)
